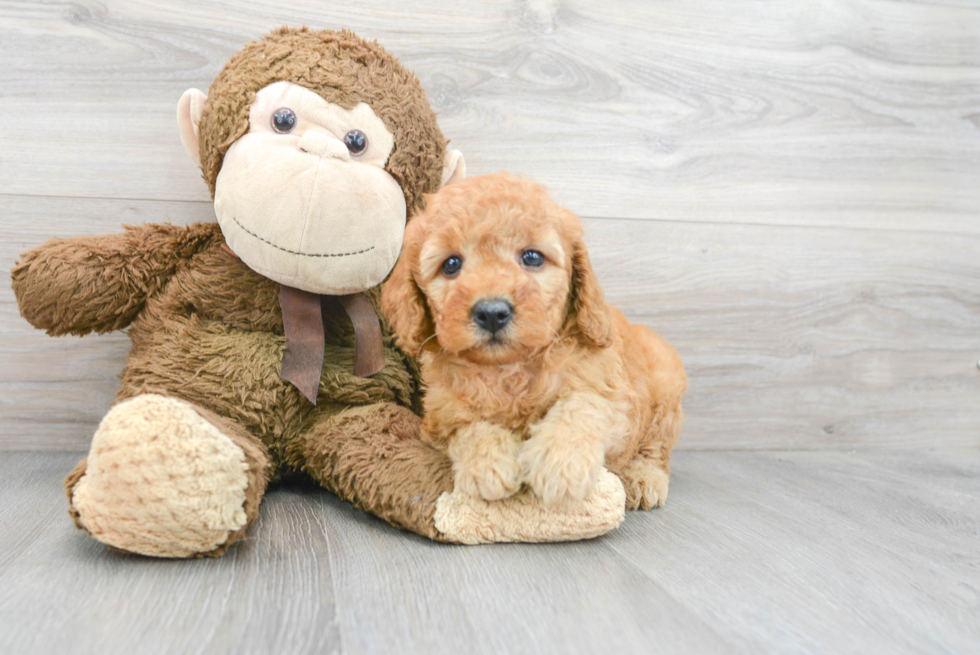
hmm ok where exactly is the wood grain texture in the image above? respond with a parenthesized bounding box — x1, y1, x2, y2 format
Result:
(1, 0, 978, 450)
(3, 195, 977, 450)
(0, 0, 977, 231)
(0, 452, 341, 655)
(589, 217, 980, 449)
(3, 4, 977, 654)
(1, 449, 977, 654)
(609, 448, 980, 655)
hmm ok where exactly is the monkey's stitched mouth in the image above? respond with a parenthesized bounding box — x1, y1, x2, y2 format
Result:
(233, 217, 375, 258)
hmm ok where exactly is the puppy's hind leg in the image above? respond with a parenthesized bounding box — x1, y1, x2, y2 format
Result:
(618, 454, 670, 510)
(616, 403, 682, 510)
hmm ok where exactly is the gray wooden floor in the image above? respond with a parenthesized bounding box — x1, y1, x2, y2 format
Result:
(1, 1, 978, 653)
(2, 449, 978, 655)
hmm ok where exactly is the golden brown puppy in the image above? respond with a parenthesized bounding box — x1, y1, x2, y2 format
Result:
(382, 173, 686, 509)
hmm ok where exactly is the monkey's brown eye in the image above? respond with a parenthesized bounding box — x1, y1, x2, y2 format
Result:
(441, 255, 463, 276)
(271, 108, 297, 133)
(344, 129, 368, 155)
(521, 250, 545, 268)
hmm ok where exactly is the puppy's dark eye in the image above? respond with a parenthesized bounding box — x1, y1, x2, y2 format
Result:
(521, 250, 545, 268)
(272, 108, 297, 133)
(441, 255, 463, 276)
(344, 129, 368, 155)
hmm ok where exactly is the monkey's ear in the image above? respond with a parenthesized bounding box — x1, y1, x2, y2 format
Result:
(177, 89, 208, 165)
(440, 149, 466, 187)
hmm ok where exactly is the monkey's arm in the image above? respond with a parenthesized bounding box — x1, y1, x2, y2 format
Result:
(12, 223, 219, 336)
(294, 401, 626, 544)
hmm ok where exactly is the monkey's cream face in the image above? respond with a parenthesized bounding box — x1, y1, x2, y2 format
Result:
(214, 81, 407, 294)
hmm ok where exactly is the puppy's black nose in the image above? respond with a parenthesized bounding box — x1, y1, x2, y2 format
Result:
(472, 299, 513, 334)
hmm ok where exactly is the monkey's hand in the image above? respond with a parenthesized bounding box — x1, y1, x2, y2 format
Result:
(11, 223, 217, 336)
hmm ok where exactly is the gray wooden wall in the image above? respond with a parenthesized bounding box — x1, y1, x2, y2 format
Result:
(1, 0, 977, 450)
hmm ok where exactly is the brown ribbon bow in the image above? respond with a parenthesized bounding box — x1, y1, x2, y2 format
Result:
(279, 286, 386, 404)
(222, 243, 386, 404)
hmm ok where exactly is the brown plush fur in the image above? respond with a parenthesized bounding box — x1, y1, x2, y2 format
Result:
(199, 26, 447, 215)
(12, 28, 458, 554)
(14, 221, 448, 548)
(287, 403, 454, 540)
(382, 173, 687, 509)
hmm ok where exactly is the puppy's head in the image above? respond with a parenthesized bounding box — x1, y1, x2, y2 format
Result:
(381, 172, 612, 365)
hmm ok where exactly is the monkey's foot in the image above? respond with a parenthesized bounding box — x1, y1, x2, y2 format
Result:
(433, 467, 626, 544)
(68, 394, 253, 558)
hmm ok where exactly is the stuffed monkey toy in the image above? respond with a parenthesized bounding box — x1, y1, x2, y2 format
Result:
(12, 27, 625, 557)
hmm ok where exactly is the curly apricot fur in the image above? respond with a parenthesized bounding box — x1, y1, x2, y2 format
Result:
(382, 173, 687, 508)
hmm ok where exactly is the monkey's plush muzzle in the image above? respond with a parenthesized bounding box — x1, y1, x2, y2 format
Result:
(215, 132, 406, 295)
(212, 81, 409, 296)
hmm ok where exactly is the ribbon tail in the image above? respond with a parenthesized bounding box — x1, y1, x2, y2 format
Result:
(279, 284, 325, 404)
(340, 293, 387, 378)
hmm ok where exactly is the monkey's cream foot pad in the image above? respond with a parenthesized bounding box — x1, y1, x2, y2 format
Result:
(433, 468, 626, 544)
(71, 394, 250, 558)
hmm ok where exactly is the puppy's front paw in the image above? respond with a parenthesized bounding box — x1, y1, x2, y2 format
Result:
(449, 423, 522, 501)
(454, 458, 521, 502)
(519, 434, 604, 508)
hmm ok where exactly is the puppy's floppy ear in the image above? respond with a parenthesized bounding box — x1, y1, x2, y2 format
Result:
(381, 219, 434, 354)
(567, 237, 614, 348)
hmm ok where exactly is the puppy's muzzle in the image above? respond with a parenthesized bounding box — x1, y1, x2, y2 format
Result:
(472, 298, 513, 335)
